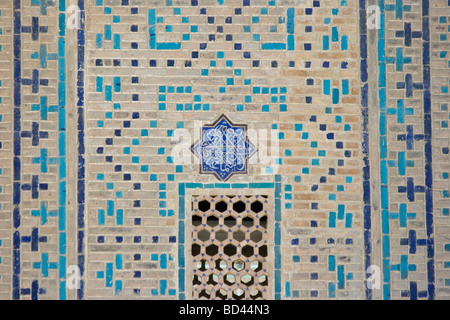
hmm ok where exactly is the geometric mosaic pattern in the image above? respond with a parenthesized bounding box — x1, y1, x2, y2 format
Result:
(0, 0, 448, 300)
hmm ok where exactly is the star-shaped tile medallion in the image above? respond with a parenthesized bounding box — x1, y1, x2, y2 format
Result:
(191, 115, 257, 181)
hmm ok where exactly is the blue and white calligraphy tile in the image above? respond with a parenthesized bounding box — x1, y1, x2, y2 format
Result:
(191, 115, 256, 181)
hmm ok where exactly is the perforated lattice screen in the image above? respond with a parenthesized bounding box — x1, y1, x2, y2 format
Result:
(190, 195, 270, 300)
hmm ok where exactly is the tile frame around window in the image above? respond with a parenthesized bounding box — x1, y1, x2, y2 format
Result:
(178, 176, 282, 300)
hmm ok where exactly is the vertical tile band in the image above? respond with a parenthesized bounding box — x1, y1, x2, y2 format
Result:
(422, 0, 435, 300)
(77, 0, 86, 300)
(378, 0, 435, 300)
(377, 0, 390, 300)
(359, 0, 373, 301)
(12, 0, 21, 301)
(11, 0, 68, 300)
(58, 1, 67, 300)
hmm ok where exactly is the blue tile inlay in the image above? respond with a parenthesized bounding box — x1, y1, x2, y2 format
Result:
(191, 115, 257, 181)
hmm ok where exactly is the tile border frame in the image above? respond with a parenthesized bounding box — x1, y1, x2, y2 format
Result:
(178, 175, 282, 300)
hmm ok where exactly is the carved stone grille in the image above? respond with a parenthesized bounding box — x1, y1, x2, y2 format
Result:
(190, 194, 270, 300)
